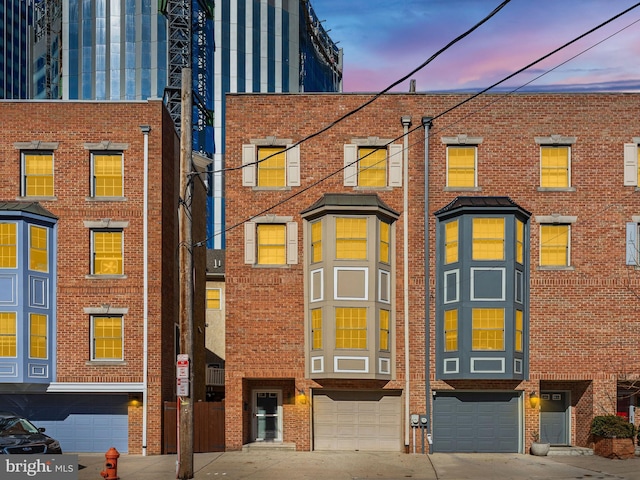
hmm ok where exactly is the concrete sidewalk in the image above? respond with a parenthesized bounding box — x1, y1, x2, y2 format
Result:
(77, 450, 640, 480)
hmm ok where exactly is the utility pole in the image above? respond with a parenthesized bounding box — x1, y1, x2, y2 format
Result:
(177, 67, 194, 480)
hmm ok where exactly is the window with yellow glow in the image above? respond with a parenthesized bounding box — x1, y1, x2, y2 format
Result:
(445, 220, 459, 264)
(92, 316, 123, 360)
(257, 147, 286, 187)
(516, 219, 524, 264)
(336, 217, 367, 259)
(29, 225, 48, 272)
(540, 146, 569, 188)
(444, 309, 458, 352)
(447, 146, 476, 187)
(379, 309, 390, 351)
(472, 218, 505, 260)
(93, 153, 123, 197)
(472, 308, 504, 350)
(312, 308, 322, 350)
(0, 312, 17, 357)
(335, 307, 367, 349)
(93, 230, 123, 274)
(206, 289, 221, 309)
(358, 147, 387, 187)
(23, 153, 54, 196)
(515, 310, 523, 352)
(379, 221, 390, 263)
(0, 223, 17, 268)
(29, 313, 47, 359)
(540, 225, 569, 266)
(311, 221, 322, 263)
(257, 224, 286, 265)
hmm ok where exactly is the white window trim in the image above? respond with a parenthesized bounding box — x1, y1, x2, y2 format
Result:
(28, 313, 49, 361)
(0, 313, 18, 358)
(0, 222, 18, 270)
(343, 138, 403, 187)
(310, 268, 324, 302)
(535, 135, 577, 191)
(535, 215, 577, 269)
(89, 151, 125, 199)
(90, 314, 124, 362)
(28, 225, 49, 273)
(19, 151, 57, 200)
(88, 228, 125, 277)
(442, 135, 483, 190)
(241, 139, 300, 188)
(445, 145, 479, 189)
(378, 269, 390, 303)
(334, 266, 369, 301)
(206, 287, 222, 310)
(244, 215, 298, 266)
(443, 269, 459, 304)
(470, 267, 506, 301)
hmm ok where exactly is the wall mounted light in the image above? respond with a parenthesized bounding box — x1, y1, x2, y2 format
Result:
(296, 387, 307, 405)
(129, 395, 142, 407)
(529, 392, 540, 409)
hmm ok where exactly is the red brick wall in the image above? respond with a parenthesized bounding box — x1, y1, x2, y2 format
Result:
(0, 100, 181, 455)
(225, 92, 640, 451)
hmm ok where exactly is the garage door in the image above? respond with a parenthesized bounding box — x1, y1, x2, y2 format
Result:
(313, 390, 402, 451)
(432, 391, 520, 453)
(0, 394, 128, 453)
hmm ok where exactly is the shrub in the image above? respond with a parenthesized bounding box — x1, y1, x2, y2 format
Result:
(590, 415, 636, 439)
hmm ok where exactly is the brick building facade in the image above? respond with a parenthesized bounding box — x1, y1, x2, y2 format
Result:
(0, 100, 208, 454)
(224, 92, 640, 453)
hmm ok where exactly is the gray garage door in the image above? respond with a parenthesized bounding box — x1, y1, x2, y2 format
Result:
(432, 391, 520, 453)
(0, 394, 128, 453)
(313, 390, 402, 451)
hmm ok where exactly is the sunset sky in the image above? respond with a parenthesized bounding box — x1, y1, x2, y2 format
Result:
(310, 0, 640, 93)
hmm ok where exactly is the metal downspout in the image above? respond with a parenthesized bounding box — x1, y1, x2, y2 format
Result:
(401, 115, 412, 450)
(140, 125, 151, 456)
(422, 116, 433, 453)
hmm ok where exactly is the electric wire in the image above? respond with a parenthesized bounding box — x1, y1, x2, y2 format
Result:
(195, 2, 640, 246)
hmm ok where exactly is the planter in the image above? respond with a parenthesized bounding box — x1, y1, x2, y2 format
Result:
(530, 442, 550, 456)
(593, 436, 636, 459)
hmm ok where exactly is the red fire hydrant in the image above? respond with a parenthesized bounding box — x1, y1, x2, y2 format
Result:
(100, 447, 120, 480)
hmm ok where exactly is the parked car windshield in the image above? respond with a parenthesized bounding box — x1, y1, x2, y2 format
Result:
(0, 417, 40, 435)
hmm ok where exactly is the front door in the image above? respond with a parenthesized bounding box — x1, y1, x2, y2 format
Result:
(253, 390, 282, 442)
(540, 391, 570, 445)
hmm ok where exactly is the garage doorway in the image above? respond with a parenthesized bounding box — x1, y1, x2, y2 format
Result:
(312, 390, 402, 451)
(252, 390, 282, 442)
(432, 391, 521, 453)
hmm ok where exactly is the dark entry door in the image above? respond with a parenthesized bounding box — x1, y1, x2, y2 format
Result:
(255, 391, 280, 441)
(540, 391, 569, 445)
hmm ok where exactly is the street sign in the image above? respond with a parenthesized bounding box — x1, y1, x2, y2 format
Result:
(177, 378, 189, 397)
(177, 354, 189, 379)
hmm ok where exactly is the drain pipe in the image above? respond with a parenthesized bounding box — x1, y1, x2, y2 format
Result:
(139, 124, 151, 456)
(401, 115, 412, 451)
(422, 116, 433, 454)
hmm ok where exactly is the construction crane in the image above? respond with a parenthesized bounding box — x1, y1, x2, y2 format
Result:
(161, 0, 214, 150)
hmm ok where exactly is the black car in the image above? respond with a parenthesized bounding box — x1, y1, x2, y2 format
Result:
(0, 412, 63, 454)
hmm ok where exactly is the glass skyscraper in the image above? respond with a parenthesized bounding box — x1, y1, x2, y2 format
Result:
(0, 0, 32, 99)
(24, 0, 342, 248)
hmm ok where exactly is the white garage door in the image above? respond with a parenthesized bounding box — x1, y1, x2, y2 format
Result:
(0, 394, 128, 453)
(313, 390, 402, 451)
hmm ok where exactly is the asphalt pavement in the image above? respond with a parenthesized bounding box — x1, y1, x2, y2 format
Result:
(75, 450, 640, 480)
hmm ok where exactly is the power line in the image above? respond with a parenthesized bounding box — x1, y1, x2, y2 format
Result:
(196, 2, 640, 246)
(220, 0, 513, 175)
